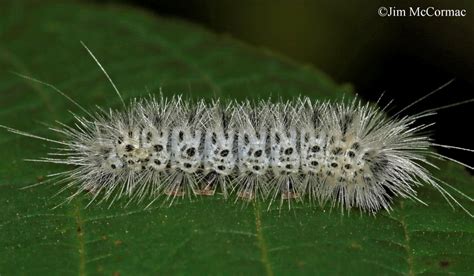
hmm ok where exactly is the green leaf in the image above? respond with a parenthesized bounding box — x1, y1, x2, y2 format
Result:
(0, 1, 473, 275)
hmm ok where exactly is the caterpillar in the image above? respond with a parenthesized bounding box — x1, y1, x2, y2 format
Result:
(1, 43, 473, 216)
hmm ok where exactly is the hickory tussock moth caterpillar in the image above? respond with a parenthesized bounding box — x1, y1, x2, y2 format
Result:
(1, 42, 473, 216)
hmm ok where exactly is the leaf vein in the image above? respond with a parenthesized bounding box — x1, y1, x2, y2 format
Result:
(253, 202, 273, 276)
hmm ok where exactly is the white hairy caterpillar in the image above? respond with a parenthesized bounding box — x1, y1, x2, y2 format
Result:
(1, 43, 473, 216)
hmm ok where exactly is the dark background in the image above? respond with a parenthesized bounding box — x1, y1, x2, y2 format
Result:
(97, 0, 473, 169)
